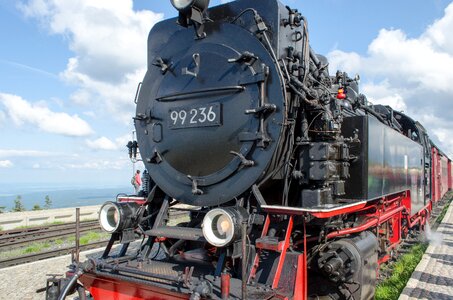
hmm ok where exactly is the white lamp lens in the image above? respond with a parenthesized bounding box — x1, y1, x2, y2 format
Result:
(202, 208, 237, 247)
(171, 0, 193, 10)
(100, 202, 120, 233)
(211, 214, 232, 239)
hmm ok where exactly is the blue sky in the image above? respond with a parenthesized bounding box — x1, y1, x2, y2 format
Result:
(0, 0, 453, 189)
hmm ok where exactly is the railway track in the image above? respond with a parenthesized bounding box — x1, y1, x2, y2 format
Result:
(0, 221, 100, 250)
(0, 220, 98, 236)
(0, 240, 108, 268)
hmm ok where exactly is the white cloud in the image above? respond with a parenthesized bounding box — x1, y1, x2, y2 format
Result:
(327, 2, 453, 157)
(361, 81, 407, 112)
(0, 160, 13, 168)
(328, 50, 362, 75)
(0, 149, 58, 158)
(0, 110, 5, 126)
(19, 0, 163, 123)
(64, 158, 129, 170)
(0, 93, 93, 137)
(86, 137, 118, 151)
(86, 134, 131, 151)
(83, 111, 95, 118)
(423, 3, 453, 53)
(329, 28, 453, 93)
(115, 133, 132, 148)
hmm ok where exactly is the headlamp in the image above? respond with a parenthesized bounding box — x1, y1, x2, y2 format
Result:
(99, 201, 140, 233)
(202, 207, 248, 247)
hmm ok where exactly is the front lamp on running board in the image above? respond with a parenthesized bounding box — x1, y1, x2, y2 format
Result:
(99, 201, 141, 234)
(202, 207, 248, 247)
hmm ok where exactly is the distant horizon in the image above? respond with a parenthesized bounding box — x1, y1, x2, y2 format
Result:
(0, 181, 133, 194)
(0, 185, 133, 211)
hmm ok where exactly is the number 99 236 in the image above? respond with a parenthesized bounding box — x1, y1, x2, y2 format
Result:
(168, 103, 221, 129)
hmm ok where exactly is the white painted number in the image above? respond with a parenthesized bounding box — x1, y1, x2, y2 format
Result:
(190, 109, 198, 124)
(179, 110, 187, 125)
(170, 105, 218, 127)
(170, 111, 178, 125)
(207, 106, 216, 122)
(198, 107, 207, 123)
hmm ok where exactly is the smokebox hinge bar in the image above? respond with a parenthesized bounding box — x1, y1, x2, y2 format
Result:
(230, 151, 255, 167)
(152, 57, 172, 75)
(188, 175, 204, 195)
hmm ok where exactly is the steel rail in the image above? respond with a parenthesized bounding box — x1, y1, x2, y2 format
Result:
(0, 221, 99, 245)
(0, 225, 101, 251)
(0, 221, 98, 238)
(0, 240, 109, 268)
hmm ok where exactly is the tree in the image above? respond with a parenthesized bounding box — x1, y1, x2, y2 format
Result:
(32, 204, 42, 211)
(44, 195, 52, 209)
(0, 206, 5, 214)
(12, 195, 26, 212)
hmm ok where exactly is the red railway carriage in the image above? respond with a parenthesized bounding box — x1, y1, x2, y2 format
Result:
(432, 145, 451, 203)
(449, 158, 453, 190)
(51, 1, 451, 300)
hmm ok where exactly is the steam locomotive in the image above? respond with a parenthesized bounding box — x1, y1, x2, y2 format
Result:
(52, 0, 453, 299)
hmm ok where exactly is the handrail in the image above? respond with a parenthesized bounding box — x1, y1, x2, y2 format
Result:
(156, 85, 245, 102)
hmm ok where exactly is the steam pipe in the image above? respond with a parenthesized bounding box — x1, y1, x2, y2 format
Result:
(409, 216, 422, 228)
(408, 203, 431, 228)
(326, 206, 405, 239)
(309, 46, 329, 78)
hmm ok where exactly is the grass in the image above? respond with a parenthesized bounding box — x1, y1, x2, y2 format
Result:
(79, 231, 102, 245)
(22, 243, 43, 254)
(375, 243, 428, 300)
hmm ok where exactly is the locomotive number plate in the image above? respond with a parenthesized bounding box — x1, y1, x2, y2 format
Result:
(169, 103, 222, 129)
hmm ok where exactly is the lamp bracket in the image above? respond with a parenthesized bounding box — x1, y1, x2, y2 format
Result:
(177, 6, 208, 39)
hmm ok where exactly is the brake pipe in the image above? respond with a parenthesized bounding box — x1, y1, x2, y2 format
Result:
(57, 269, 84, 300)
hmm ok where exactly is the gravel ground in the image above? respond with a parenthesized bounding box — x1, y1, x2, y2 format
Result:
(0, 247, 106, 300)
